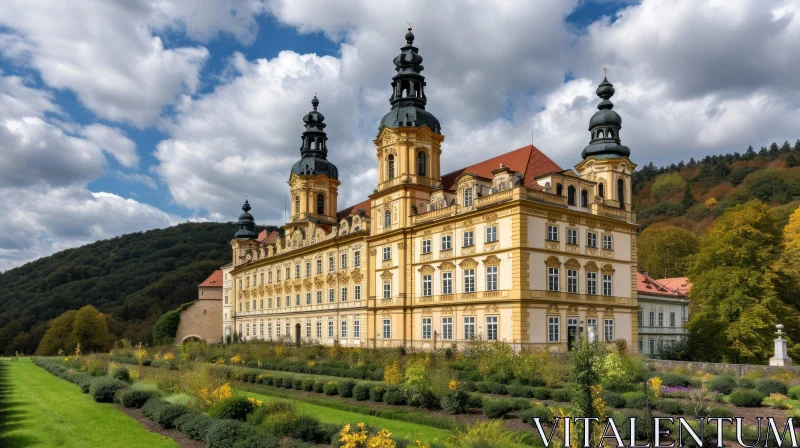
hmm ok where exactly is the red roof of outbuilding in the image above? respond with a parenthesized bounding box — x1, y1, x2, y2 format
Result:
(657, 277, 692, 295)
(198, 269, 223, 288)
(637, 271, 688, 297)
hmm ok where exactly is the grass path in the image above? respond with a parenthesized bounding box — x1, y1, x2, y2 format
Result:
(0, 358, 176, 448)
(238, 387, 452, 442)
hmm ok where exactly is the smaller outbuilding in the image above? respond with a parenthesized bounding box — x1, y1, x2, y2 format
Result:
(636, 271, 691, 356)
(174, 269, 223, 344)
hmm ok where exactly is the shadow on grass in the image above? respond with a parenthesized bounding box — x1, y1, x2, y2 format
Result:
(0, 359, 37, 447)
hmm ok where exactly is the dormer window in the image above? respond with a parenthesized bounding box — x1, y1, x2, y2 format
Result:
(567, 186, 576, 206)
(581, 189, 588, 207)
(598, 183, 605, 198)
(556, 184, 563, 196)
(464, 188, 473, 207)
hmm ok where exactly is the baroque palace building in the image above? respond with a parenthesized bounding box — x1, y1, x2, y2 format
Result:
(226, 27, 638, 351)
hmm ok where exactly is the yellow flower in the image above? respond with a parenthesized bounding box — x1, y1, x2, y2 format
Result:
(448, 380, 459, 391)
(308, 360, 316, 367)
(163, 353, 175, 361)
(231, 355, 243, 365)
(649, 377, 663, 398)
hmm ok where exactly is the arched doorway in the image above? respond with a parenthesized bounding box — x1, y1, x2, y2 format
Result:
(295, 323, 302, 347)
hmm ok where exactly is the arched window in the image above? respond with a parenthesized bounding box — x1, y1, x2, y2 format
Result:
(417, 151, 426, 176)
(598, 183, 605, 198)
(384, 210, 392, 228)
(617, 179, 625, 209)
(598, 130, 605, 138)
(581, 189, 588, 207)
(567, 186, 576, 206)
(387, 155, 395, 179)
(556, 183, 563, 196)
(295, 196, 300, 214)
(608, 129, 615, 139)
(317, 194, 325, 215)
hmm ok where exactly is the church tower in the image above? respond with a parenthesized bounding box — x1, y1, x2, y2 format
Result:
(574, 75, 636, 212)
(371, 26, 444, 234)
(288, 95, 340, 225)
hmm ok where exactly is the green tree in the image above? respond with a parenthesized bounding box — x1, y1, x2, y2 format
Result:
(569, 339, 608, 445)
(637, 224, 699, 278)
(687, 200, 800, 363)
(70, 305, 114, 353)
(787, 153, 799, 168)
(651, 172, 687, 201)
(35, 310, 77, 355)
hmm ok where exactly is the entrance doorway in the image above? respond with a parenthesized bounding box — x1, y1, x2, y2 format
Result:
(295, 323, 301, 347)
(567, 318, 579, 350)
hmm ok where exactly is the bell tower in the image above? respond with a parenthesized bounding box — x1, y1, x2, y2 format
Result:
(288, 94, 340, 225)
(372, 26, 444, 233)
(574, 74, 636, 212)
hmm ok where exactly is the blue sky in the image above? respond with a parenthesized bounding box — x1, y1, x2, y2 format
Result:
(0, 0, 797, 270)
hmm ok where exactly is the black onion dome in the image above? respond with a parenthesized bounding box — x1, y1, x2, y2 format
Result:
(582, 75, 630, 160)
(378, 26, 441, 136)
(291, 95, 339, 179)
(233, 199, 258, 239)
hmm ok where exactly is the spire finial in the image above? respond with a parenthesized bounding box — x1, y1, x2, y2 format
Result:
(311, 93, 319, 111)
(602, 65, 607, 76)
(405, 23, 414, 45)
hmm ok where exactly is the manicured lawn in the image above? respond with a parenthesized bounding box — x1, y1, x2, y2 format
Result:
(240, 388, 452, 442)
(0, 358, 176, 448)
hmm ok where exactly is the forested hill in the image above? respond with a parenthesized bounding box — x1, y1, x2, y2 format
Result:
(0, 222, 244, 355)
(633, 139, 800, 234)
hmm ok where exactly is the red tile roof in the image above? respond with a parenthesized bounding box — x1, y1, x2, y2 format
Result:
(637, 271, 687, 297)
(198, 269, 223, 288)
(441, 145, 563, 191)
(337, 199, 371, 220)
(657, 277, 692, 295)
(258, 230, 279, 243)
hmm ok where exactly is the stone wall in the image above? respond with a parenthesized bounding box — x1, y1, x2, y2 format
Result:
(649, 359, 798, 377)
(174, 299, 222, 344)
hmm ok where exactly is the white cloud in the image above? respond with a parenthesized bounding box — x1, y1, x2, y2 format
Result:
(81, 124, 139, 168)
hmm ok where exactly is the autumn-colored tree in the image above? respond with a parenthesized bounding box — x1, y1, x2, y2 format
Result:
(637, 223, 699, 278)
(35, 310, 77, 355)
(686, 200, 800, 363)
(651, 172, 687, 201)
(35, 305, 113, 355)
(777, 206, 800, 304)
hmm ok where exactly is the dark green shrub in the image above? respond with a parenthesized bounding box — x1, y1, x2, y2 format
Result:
(660, 373, 691, 387)
(532, 387, 551, 400)
(728, 389, 764, 407)
(121, 389, 153, 408)
(272, 376, 285, 388)
(86, 360, 107, 377)
(89, 376, 127, 403)
(208, 396, 255, 421)
(322, 382, 339, 395)
(290, 415, 325, 442)
(441, 390, 469, 414)
(789, 385, 800, 400)
(612, 411, 647, 441)
(738, 378, 756, 389)
(707, 406, 735, 418)
(141, 398, 170, 420)
(292, 378, 304, 390)
(488, 383, 508, 395)
(755, 378, 788, 395)
(339, 380, 357, 398)
(206, 419, 247, 448)
(155, 404, 189, 429)
(475, 382, 492, 394)
(621, 391, 648, 409)
(482, 399, 514, 418)
(231, 428, 280, 448)
(467, 393, 484, 409)
(353, 383, 371, 401)
(519, 404, 553, 424)
(301, 378, 315, 391)
(601, 390, 624, 408)
(655, 399, 683, 414)
(507, 384, 534, 398)
(111, 366, 130, 383)
(550, 388, 571, 402)
(706, 376, 736, 395)
(176, 412, 213, 441)
(370, 385, 385, 402)
(313, 380, 325, 393)
(76, 375, 93, 394)
(383, 387, 406, 406)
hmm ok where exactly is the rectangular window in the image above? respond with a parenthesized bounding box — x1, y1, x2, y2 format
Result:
(547, 225, 559, 242)
(463, 316, 475, 340)
(382, 319, 391, 339)
(246, 324, 250, 337)
(268, 297, 273, 309)
(259, 299, 263, 310)
(276, 270, 281, 281)
(602, 274, 613, 296)
(383, 282, 391, 299)
(422, 275, 432, 296)
(587, 272, 597, 295)
(567, 228, 578, 245)
(286, 267, 290, 279)
(650, 339, 655, 355)
(422, 240, 431, 254)
(295, 294, 300, 306)
(328, 289, 335, 303)
(316, 259, 322, 274)
(587, 318, 597, 336)
(442, 317, 453, 340)
(670, 312, 676, 327)
(306, 292, 311, 305)
(463, 269, 475, 293)
(306, 262, 311, 277)
(285, 295, 290, 308)
(548, 316, 560, 342)
(316, 319, 322, 338)
(277, 296, 281, 308)
(547, 267, 559, 292)
(604, 319, 614, 341)
(442, 272, 453, 295)
(638, 309, 643, 327)
(260, 273, 264, 284)
(239, 323, 242, 337)
(295, 264, 300, 278)
(463, 230, 474, 247)
(268, 271, 272, 283)
(224, 295, 228, 305)
(383, 246, 391, 261)
(658, 312, 664, 327)
(251, 300, 256, 311)
(328, 257, 335, 272)
(464, 188, 473, 207)
(649, 312, 655, 327)
(267, 322, 272, 339)
(603, 235, 613, 250)
(341, 253, 347, 269)
(354, 319, 360, 338)
(486, 266, 498, 291)
(276, 321, 280, 338)
(239, 302, 242, 312)
(486, 316, 498, 340)
(441, 235, 451, 250)
(567, 269, 578, 294)
(260, 322, 264, 338)
(587, 232, 597, 248)
(486, 226, 497, 243)
(354, 285, 361, 301)
(306, 320, 311, 338)
(341, 287, 348, 302)
(422, 317, 432, 340)
(316, 291, 322, 304)
(328, 320, 334, 338)
(639, 339, 643, 353)
(341, 320, 347, 338)
(354, 251, 361, 268)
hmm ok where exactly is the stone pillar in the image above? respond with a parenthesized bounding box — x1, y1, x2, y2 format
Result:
(769, 324, 792, 366)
